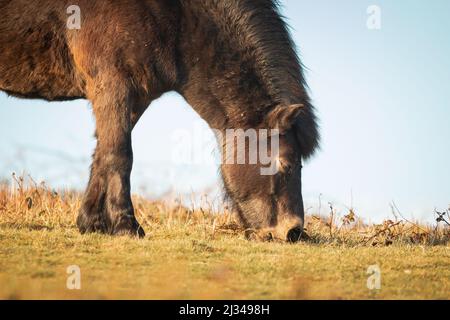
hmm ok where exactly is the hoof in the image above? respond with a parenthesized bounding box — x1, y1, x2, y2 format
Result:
(112, 215, 146, 238)
(244, 229, 274, 242)
(77, 210, 107, 234)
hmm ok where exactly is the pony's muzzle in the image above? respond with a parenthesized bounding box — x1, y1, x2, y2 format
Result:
(286, 225, 303, 243)
(273, 216, 304, 243)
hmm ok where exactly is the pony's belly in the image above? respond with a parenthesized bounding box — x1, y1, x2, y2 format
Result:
(0, 42, 85, 101)
(0, 9, 85, 101)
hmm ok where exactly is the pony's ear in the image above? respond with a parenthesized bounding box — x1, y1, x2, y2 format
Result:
(267, 103, 320, 159)
(267, 104, 304, 133)
(293, 106, 320, 160)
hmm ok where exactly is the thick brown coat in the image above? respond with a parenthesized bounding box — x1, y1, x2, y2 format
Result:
(0, 0, 319, 241)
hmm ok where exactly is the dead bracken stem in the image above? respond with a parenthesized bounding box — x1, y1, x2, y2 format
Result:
(364, 220, 403, 245)
(435, 208, 450, 227)
(328, 202, 334, 238)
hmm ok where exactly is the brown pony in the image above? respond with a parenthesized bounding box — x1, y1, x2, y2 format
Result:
(0, 0, 319, 241)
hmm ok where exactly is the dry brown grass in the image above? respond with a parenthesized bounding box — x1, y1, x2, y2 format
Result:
(0, 175, 448, 300)
(2, 174, 448, 247)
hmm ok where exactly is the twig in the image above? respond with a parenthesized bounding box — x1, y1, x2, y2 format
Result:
(391, 201, 429, 233)
(328, 202, 334, 238)
(364, 221, 403, 244)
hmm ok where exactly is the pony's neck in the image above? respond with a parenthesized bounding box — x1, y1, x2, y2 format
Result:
(176, 0, 310, 131)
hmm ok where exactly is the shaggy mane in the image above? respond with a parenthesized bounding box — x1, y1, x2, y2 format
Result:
(200, 0, 319, 158)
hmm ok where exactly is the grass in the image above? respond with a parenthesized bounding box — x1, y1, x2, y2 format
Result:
(0, 175, 448, 300)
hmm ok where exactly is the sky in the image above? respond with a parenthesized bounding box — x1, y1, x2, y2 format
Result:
(1, 0, 449, 223)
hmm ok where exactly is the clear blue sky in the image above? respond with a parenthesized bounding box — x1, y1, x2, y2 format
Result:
(1, 0, 449, 222)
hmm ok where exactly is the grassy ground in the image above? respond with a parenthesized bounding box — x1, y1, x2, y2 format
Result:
(0, 177, 449, 300)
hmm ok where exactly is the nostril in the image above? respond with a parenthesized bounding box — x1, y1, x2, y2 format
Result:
(287, 226, 303, 243)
